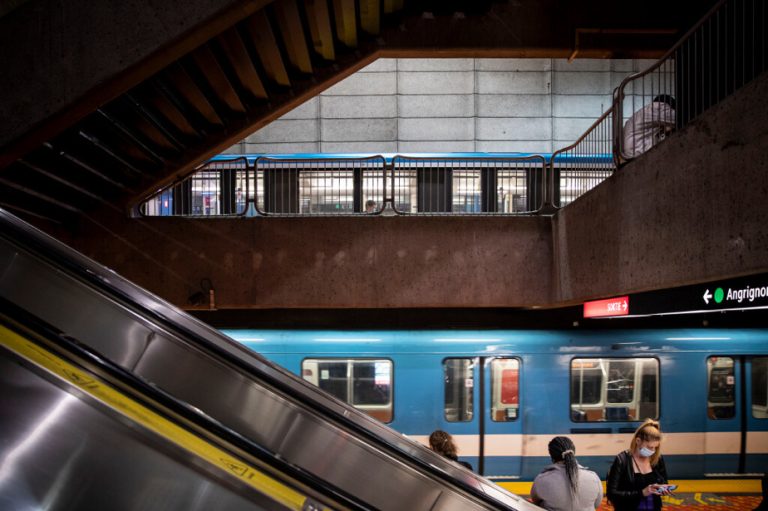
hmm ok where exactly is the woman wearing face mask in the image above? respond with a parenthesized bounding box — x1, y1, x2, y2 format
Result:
(607, 419, 671, 511)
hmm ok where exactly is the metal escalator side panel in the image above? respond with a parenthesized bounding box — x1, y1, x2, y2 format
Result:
(0, 208, 530, 510)
(0, 239, 153, 370)
(131, 329, 465, 509)
(0, 323, 336, 511)
(0, 237, 457, 510)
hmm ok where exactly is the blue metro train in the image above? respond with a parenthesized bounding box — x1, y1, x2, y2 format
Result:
(223, 328, 768, 492)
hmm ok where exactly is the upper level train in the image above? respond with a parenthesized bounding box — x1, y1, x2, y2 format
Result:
(139, 152, 615, 217)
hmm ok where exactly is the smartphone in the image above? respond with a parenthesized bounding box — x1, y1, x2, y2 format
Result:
(655, 484, 678, 494)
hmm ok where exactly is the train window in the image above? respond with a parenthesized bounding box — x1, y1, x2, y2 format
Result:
(444, 358, 475, 422)
(570, 358, 659, 422)
(707, 357, 735, 420)
(753, 357, 768, 419)
(302, 359, 393, 423)
(491, 358, 520, 422)
(352, 362, 391, 406)
(313, 361, 349, 401)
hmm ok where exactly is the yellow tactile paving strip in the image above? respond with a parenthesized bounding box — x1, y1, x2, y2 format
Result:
(499, 481, 764, 511)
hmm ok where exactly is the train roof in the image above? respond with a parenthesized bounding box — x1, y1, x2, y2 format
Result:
(222, 328, 768, 356)
(209, 152, 614, 165)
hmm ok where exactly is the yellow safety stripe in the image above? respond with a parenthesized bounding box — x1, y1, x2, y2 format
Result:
(0, 324, 331, 511)
(498, 478, 762, 495)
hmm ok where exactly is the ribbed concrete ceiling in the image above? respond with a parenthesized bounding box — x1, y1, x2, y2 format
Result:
(0, 0, 717, 228)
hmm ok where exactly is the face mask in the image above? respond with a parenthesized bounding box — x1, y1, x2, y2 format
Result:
(638, 446, 655, 458)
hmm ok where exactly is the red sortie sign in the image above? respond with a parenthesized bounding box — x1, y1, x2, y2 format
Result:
(583, 296, 630, 318)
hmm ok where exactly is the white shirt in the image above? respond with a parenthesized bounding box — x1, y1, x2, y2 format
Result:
(531, 463, 604, 511)
(623, 101, 676, 158)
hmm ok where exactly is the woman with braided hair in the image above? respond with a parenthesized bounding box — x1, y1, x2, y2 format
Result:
(530, 436, 603, 511)
(428, 430, 473, 471)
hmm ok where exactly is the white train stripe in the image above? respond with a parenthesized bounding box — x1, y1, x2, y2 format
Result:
(408, 431, 768, 457)
(747, 430, 768, 452)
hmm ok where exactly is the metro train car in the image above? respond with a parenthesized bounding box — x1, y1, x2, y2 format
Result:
(223, 328, 768, 493)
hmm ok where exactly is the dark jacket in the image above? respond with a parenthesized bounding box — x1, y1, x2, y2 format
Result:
(446, 453, 473, 472)
(607, 450, 668, 511)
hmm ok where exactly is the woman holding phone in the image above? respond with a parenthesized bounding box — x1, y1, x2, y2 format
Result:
(607, 419, 673, 511)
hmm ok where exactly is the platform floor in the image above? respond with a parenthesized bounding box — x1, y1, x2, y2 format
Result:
(600, 495, 762, 511)
(501, 481, 764, 511)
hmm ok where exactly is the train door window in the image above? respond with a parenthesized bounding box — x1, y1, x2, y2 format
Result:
(571, 358, 659, 422)
(491, 358, 520, 422)
(301, 359, 393, 423)
(753, 357, 768, 419)
(707, 357, 736, 419)
(638, 359, 659, 420)
(607, 360, 635, 404)
(571, 360, 603, 422)
(444, 358, 475, 422)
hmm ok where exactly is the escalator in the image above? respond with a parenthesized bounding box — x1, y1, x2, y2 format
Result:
(0, 208, 538, 511)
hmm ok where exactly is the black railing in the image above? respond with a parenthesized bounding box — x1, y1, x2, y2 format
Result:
(140, 157, 250, 217)
(391, 155, 547, 215)
(254, 156, 387, 216)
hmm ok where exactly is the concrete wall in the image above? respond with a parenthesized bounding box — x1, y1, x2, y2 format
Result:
(75, 215, 553, 309)
(554, 70, 768, 302)
(225, 58, 653, 154)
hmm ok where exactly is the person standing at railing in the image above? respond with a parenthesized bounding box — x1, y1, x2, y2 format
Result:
(365, 199, 377, 214)
(623, 95, 676, 159)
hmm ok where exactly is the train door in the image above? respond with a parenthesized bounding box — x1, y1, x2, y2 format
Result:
(441, 357, 522, 478)
(745, 356, 768, 473)
(482, 357, 522, 478)
(442, 358, 480, 470)
(705, 356, 768, 474)
(704, 356, 741, 474)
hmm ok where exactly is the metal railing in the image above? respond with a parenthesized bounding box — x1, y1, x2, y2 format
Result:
(391, 155, 547, 215)
(616, 0, 766, 162)
(139, 157, 250, 217)
(549, 109, 616, 208)
(253, 156, 387, 216)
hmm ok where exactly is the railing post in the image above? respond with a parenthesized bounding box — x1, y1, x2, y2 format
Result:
(613, 87, 624, 167)
(538, 157, 558, 215)
(353, 167, 363, 213)
(385, 158, 397, 214)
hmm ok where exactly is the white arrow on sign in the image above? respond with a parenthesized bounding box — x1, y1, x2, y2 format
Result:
(622, 299, 628, 311)
(703, 289, 712, 304)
